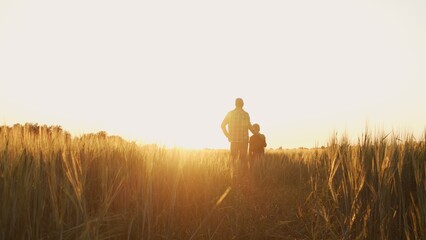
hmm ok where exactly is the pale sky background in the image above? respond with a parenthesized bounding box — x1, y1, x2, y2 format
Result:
(1, 0, 425, 149)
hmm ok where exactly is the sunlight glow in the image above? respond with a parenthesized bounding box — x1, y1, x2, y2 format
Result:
(1, 0, 426, 148)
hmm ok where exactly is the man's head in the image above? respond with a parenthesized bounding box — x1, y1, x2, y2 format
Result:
(235, 98, 244, 108)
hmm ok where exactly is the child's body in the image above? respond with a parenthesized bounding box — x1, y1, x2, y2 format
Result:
(249, 123, 267, 165)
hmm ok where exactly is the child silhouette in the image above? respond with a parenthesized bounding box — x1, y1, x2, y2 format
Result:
(249, 123, 267, 169)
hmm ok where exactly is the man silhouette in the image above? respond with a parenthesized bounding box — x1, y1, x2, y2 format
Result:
(221, 98, 254, 172)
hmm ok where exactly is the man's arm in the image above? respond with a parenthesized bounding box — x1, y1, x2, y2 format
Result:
(221, 116, 230, 139)
(263, 135, 267, 147)
(247, 113, 255, 134)
(249, 124, 255, 134)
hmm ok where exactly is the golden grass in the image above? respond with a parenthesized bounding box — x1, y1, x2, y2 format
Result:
(300, 132, 426, 239)
(1, 124, 425, 239)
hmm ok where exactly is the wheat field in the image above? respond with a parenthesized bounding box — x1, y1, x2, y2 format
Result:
(0, 124, 425, 239)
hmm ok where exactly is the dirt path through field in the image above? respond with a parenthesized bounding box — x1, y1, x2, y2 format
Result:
(224, 171, 310, 239)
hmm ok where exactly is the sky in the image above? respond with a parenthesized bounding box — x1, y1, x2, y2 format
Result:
(1, 0, 425, 149)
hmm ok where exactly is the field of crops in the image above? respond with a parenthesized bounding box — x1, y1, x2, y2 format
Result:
(1, 124, 425, 239)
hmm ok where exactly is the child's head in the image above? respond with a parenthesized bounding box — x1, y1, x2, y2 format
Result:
(253, 123, 260, 134)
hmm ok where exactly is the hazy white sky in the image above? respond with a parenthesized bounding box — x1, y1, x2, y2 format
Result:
(1, 0, 425, 149)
